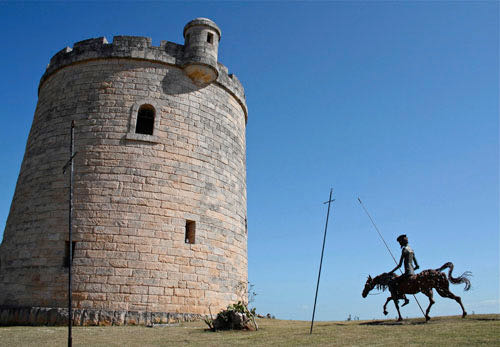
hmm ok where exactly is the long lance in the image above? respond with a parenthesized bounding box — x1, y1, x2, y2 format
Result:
(357, 197, 426, 319)
(63, 121, 77, 347)
(310, 188, 335, 334)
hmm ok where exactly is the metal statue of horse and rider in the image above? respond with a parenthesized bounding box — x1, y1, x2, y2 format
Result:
(362, 234, 471, 322)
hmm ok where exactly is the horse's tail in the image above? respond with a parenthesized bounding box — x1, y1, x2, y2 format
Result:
(436, 262, 472, 291)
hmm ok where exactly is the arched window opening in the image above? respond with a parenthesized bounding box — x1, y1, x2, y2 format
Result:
(135, 104, 155, 135)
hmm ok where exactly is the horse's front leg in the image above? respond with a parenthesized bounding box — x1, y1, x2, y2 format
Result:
(391, 291, 403, 321)
(383, 296, 392, 316)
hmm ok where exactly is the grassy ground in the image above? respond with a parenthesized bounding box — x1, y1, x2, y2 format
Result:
(0, 314, 498, 346)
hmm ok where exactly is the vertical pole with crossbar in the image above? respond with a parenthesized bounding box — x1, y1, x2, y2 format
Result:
(68, 120, 74, 347)
(310, 188, 335, 334)
(63, 121, 76, 347)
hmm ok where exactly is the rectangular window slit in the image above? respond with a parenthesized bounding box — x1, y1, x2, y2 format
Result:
(64, 241, 77, 267)
(207, 32, 213, 44)
(185, 220, 196, 244)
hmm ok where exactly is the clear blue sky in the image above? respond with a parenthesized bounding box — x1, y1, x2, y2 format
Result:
(0, 2, 498, 321)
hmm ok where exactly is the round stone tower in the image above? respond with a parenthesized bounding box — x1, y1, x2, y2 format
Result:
(0, 18, 248, 326)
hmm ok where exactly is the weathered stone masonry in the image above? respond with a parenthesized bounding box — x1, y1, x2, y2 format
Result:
(0, 18, 248, 325)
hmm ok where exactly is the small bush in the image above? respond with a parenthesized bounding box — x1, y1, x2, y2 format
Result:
(205, 301, 258, 331)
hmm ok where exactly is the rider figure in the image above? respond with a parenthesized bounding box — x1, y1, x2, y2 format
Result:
(389, 234, 420, 306)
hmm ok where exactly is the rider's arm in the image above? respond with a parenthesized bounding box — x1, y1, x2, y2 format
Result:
(413, 255, 419, 270)
(389, 254, 403, 274)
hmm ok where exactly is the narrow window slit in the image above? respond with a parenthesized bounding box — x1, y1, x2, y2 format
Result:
(185, 220, 196, 244)
(207, 32, 214, 44)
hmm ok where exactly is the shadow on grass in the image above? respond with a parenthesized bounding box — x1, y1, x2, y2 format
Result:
(359, 320, 427, 326)
(359, 315, 500, 326)
(468, 317, 500, 322)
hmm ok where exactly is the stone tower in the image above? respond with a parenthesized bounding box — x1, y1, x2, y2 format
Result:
(0, 18, 248, 325)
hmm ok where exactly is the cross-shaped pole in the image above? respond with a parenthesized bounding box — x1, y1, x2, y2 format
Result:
(310, 188, 335, 334)
(63, 120, 77, 347)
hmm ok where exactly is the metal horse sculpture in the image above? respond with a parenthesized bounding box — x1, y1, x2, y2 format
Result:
(362, 262, 471, 321)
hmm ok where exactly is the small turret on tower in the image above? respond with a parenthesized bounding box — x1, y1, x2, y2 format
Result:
(182, 18, 221, 84)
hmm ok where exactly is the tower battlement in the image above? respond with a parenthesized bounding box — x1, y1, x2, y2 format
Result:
(42, 31, 247, 120)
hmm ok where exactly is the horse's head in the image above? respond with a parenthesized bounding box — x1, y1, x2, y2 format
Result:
(363, 273, 396, 297)
(362, 275, 374, 298)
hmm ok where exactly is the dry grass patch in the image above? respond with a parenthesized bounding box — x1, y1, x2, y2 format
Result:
(0, 314, 498, 346)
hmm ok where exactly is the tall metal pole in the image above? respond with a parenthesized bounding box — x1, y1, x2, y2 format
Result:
(310, 188, 334, 334)
(68, 120, 75, 347)
(63, 121, 76, 347)
(357, 197, 426, 319)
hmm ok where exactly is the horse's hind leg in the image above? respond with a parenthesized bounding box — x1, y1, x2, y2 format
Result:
(436, 288, 467, 318)
(423, 289, 435, 321)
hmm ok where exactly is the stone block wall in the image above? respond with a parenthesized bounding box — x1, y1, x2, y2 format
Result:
(0, 19, 248, 325)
